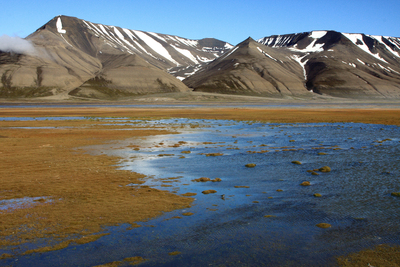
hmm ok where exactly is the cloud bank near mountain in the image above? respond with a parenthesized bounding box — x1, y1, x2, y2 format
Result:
(0, 35, 36, 55)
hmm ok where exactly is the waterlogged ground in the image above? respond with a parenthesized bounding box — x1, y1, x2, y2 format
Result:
(3, 118, 400, 266)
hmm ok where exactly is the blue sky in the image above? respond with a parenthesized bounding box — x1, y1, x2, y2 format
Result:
(1, 0, 399, 45)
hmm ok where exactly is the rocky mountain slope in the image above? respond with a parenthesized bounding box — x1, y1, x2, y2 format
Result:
(1, 16, 400, 100)
(184, 31, 400, 99)
(0, 15, 232, 99)
(183, 37, 310, 97)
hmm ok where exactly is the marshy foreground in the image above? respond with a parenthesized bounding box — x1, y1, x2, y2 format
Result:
(1, 107, 400, 266)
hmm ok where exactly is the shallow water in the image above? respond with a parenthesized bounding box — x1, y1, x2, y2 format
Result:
(3, 119, 400, 266)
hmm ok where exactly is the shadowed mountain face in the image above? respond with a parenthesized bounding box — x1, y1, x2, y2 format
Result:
(185, 31, 400, 99)
(0, 15, 232, 99)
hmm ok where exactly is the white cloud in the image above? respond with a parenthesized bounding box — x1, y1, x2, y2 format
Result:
(0, 35, 35, 55)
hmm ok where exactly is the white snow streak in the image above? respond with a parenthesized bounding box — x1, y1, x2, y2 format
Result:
(220, 46, 239, 60)
(171, 45, 199, 64)
(256, 47, 277, 61)
(357, 58, 366, 65)
(370, 36, 400, 58)
(343, 33, 388, 62)
(133, 30, 179, 66)
(56, 17, 66, 34)
(291, 54, 309, 79)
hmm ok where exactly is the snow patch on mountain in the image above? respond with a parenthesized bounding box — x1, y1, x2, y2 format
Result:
(132, 30, 179, 65)
(291, 54, 309, 79)
(171, 45, 199, 64)
(256, 47, 277, 61)
(310, 31, 327, 39)
(342, 33, 388, 62)
(56, 17, 66, 34)
(371, 35, 400, 58)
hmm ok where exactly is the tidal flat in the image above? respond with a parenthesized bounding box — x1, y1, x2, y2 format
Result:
(1, 107, 400, 266)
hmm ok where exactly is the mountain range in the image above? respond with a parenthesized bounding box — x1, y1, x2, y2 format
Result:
(1, 15, 400, 100)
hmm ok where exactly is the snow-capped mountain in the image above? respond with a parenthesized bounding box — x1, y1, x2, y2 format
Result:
(0, 15, 232, 99)
(1, 16, 400, 100)
(256, 31, 400, 97)
(184, 31, 400, 98)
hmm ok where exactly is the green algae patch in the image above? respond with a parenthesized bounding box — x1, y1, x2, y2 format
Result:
(264, 215, 277, 218)
(391, 192, 400, 197)
(314, 193, 322, 197)
(182, 212, 194, 216)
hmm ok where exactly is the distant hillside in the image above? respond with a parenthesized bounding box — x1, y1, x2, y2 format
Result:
(0, 15, 232, 99)
(184, 31, 400, 99)
(1, 16, 400, 100)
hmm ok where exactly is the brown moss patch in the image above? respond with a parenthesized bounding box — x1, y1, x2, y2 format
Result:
(205, 153, 224, 156)
(0, 119, 193, 254)
(202, 190, 217, 194)
(337, 244, 400, 267)
(245, 163, 256, 168)
(316, 223, 332, 228)
(168, 251, 181, 256)
(181, 192, 197, 196)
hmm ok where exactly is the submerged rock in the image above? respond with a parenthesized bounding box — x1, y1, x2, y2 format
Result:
(391, 192, 400, 197)
(291, 161, 302, 165)
(300, 181, 311, 186)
